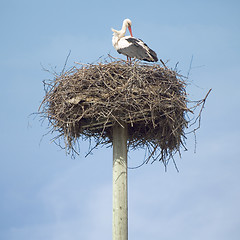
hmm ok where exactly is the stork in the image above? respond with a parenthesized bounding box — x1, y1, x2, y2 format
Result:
(112, 19, 158, 62)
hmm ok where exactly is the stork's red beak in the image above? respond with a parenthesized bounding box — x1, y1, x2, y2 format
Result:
(128, 26, 133, 37)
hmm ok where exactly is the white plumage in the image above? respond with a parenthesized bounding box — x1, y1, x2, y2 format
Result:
(112, 19, 158, 62)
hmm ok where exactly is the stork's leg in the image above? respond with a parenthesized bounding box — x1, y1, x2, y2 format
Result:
(127, 56, 131, 64)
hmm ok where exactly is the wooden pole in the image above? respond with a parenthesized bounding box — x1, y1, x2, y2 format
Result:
(112, 123, 128, 240)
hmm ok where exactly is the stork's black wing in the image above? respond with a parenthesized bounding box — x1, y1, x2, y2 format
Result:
(120, 37, 158, 62)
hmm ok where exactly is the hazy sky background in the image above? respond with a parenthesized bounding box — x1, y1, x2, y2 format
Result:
(1, 0, 240, 239)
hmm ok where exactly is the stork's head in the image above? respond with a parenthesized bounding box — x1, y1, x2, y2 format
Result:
(111, 18, 133, 38)
(123, 18, 133, 37)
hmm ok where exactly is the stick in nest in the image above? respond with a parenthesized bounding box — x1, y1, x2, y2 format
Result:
(38, 56, 211, 166)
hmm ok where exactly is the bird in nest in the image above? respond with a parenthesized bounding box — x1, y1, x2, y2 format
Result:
(112, 18, 158, 62)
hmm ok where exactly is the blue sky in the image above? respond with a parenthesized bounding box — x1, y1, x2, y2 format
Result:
(1, 0, 240, 239)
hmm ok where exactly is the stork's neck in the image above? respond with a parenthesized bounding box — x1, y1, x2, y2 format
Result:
(120, 21, 128, 37)
(113, 22, 128, 38)
(112, 28, 126, 48)
(112, 21, 129, 48)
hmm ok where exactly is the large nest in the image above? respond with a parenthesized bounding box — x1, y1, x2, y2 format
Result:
(39, 58, 210, 164)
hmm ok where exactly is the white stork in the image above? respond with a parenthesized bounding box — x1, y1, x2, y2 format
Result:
(112, 19, 158, 62)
